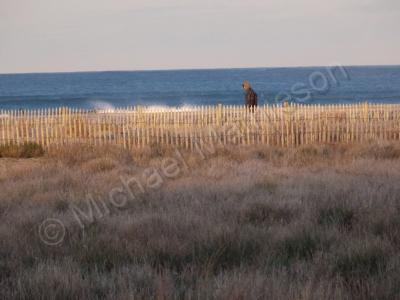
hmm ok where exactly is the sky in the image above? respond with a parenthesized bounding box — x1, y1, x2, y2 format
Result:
(0, 0, 399, 73)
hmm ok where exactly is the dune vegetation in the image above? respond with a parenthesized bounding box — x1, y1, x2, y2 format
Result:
(1, 142, 400, 299)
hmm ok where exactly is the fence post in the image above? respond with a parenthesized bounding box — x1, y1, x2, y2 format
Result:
(216, 103, 223, 127)
(138, 105, 144, 129)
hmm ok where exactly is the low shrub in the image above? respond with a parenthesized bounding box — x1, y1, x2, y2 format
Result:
(70, 223, 133, 273)
(0, 142, 44, 158)
(370, 215, 400, 246)
(318, 206, 355, 230)
(240, 203, 293, 225)
(273, 231, 321, 266)
(144, 232, 261, 275)
(334, 245, 387, 281)
(361, 144, 400, 160)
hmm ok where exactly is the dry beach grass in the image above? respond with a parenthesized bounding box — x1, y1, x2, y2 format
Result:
(1, 142, 400, 299)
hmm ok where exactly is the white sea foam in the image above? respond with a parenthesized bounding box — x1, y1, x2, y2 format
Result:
(140, 104, 199, 112)
(90, 100, 115, 111)
(92, 102, 202, 113)
(179, 104, 198, 111)
(144, 105, 170, 112)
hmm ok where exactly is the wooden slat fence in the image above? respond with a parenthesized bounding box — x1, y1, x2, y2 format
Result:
(1, 103, 400, 149)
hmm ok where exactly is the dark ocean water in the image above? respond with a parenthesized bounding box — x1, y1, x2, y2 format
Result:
(0, 66, 399, 109)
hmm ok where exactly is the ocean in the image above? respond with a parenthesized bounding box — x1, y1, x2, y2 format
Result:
(0, 66, 399, 110)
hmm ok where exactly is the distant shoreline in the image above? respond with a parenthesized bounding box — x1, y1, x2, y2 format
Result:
(1, 64, 400, 76)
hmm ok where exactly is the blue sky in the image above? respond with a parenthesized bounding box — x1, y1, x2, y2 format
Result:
(0, 0, 399, 73)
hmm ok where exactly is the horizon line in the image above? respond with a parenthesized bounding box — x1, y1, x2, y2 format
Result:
(1, 63, 400, 76)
